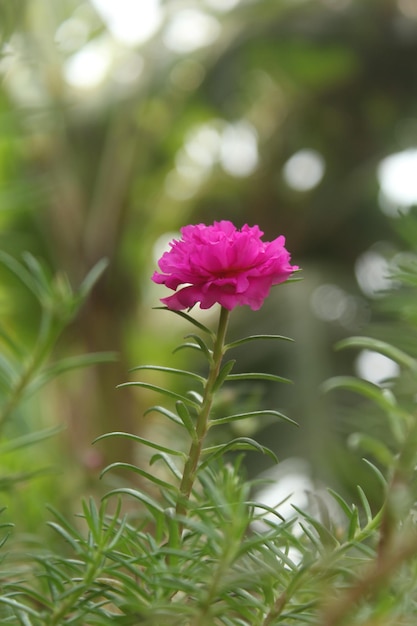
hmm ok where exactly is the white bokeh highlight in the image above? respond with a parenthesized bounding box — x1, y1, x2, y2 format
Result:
(378, 149, 417, 216)
(219, 121, 259, 177)
(355, 250, 394, 298)
(163, 10, 220, 54)
(355, 350, 400, 386)
(283, 149, 325, 191)
(90, 0, 163, 46)
(64, 37, 112, 89)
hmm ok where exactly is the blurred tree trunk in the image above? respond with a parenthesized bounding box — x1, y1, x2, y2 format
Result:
(38, 109, 141, 469)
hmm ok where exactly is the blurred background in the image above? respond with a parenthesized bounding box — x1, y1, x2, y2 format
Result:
(1, 0, 417, 525)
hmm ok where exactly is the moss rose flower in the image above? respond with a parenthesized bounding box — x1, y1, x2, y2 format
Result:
(152, 220, 298, 311)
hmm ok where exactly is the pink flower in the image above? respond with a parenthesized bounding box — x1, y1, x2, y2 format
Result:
(152, 221, 298, 311)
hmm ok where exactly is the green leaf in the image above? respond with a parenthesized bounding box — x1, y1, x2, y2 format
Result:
(0, 425, 63, 454)
(100, 462, 177, 491)
(93, 431, 185, 457)
(78, 258, 109, 300)
(117, 382, 201, 409)
(264, 538, 302, 571)
(144, 405, 182, 426)
(105, 511, 128, 551)
(0, 467, 55, 491)
(357, 485, 373, 525)
(24, 352, 118, 397)
(186, 390, 203, 404)
(213, 359, 236, 392)
(153, 307, 215, 337)
(327, 488, 353, 519)
(0, 530, 12, 549)
(0, 597, 40, 618)
(46, 504, 84, 539)
(362, 458, 388, 490)
(347, 504, 360, 541)
(0, 250, 42, 299)
(321, 376, 403, 414)
(22, 252, 52, 294)
(226, 372, 292, 384)
(33, 554, 69, 588)
(210, 409, 297, 427)
(335, 336, 417, 371)
(102, 487, 164, 517)
(247, 501, 286, 523)
(172, 341, 208, 356)
(47, 521, 83, 553)
(175, 401, 197, 441)
(129, 364, 205, 384)
(0, 353, 18, 388)
(183, 333, 212, 360)
(200, 437, 278, 469)
(173, 514, 224, 541)
(149, 453, 182, 481)
(225, 334, 294, 350)
(0, 324, 24, 356)
(348, 432, 394, 466)
(109, 611, 147, 624)
(292, 505, 339, 549)
(4, 584, 52, 612)
(81, 496, 101, 538)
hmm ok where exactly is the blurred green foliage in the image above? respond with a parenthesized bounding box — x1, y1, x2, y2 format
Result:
(1, 2, 417, 620)
(0, 0, 416, 506)
(1, 241, 417, 623)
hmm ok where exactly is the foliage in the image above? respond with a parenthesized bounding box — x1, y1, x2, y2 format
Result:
(0, 0, 414, 469)
(1, 0, 417, 623)
(0, 252, 113, 429)
(0, 252, 116, 531)
(1, 227, 417, 624)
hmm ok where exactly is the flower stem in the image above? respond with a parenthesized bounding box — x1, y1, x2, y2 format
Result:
(176, 306, 230, 518)
(377, 417, 417, 561)
(0, 310, 57, 431)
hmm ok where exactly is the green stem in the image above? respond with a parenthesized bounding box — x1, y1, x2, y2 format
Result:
(193, 542, 236, 626)
(48, 550, 105, 625)
(321, 529, 417, 626)
(176, 306, 230, 518)
(262, 590, 288, 626)
(0, 311, 59, 431)
(377, 417, 417, 561)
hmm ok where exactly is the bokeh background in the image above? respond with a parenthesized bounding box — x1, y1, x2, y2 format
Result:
(1, 0, 417, 524)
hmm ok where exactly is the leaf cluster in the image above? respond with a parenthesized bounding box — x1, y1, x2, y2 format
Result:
(5, 236, 417, 624)
(0, 302, 393, 624)
(118, 308, 295, 460)
(0, 462, 377, 626)
(0, 252, 116, 511)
